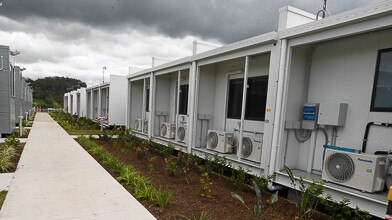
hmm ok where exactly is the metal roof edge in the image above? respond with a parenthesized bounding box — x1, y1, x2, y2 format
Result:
(279, 0, 392, 39)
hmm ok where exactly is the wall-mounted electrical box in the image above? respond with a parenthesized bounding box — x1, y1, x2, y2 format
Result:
(301, 103, 319, 130)
(318, 103, 348, 127)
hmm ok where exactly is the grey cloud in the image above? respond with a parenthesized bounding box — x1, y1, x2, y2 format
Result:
(0, 0, 380, 43)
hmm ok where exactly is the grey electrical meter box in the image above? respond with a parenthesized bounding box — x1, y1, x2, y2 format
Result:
(317, 103, 348, 126)
(301, 103, 319, 130)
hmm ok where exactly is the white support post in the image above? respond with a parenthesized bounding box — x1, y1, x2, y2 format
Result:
(142, 78, 147, 133)
(19, 116, 23, 137)
(237, 56, 250, 162)
(269, 39, 288, 178)
(126, 81, 131, 128)
(98, 88, 102, 118)
(187, 61, 197, 153)
(175, 70, 181, 142)
(148, 72, 154, 138)
(90, 91, 94, 119)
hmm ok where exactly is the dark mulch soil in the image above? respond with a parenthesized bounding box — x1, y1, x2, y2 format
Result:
(1, 144, 25, 173)
(89, 139, 331, 220)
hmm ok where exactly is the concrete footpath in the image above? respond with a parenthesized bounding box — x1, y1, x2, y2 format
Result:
(0, 113, 156, 220)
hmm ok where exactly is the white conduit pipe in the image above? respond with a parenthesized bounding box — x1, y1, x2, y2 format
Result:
(268, 39, 288, 190)
(237, 56, 250, 161)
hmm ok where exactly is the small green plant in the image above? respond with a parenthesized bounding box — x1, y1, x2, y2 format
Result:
(231, 166, 247, 190)
(111, 139, 121, 149)
(5, 135, 20, 147)
(161, 143, 175, 157)
(200, 172, 213, 198)
(232, 179, 278, 220)
(0, 135, 20, 172)
(320, 196, 372, 220)
(117, 167, 135, 184)
(136, 146, 147, 159)
(212, 154, 227, 178)
(148, 156, 157, 172)
(133, 179, 155, 201)
(177, 151, 191, 175)
(284, 165, 324, 220)
(104, 156, 124, 173)
(165, 157, 178, 176)
(188, 153, 202, 171)
(154, 187, 172, 208)
(252, 175, 273, 192)
(178, 211, 213, 220)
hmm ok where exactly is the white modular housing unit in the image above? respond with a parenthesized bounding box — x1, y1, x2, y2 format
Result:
(127, 31, 280, 173)
(14, 66, 22, 120)
(86, 82, 109, 120)
(0, 45, 16, 135)
(67, 88, 87, 117)
(84, 76, 127, 126)
(63, 92, 70, 113)
(64, 1, 392, 217)
(271, 1, 392, 217)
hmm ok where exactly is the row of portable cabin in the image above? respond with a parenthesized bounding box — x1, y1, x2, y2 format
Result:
(0, 45, 34, 136)
(64, 75, 127, 126)
(64, 1, 392, 217)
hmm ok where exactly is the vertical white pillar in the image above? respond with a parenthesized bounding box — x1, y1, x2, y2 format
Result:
(269, 39, 288, 177)
(149, 72, 155, 138)
(175, 70, 181, 142)
(237, 56, 250, 161)
(90, 91, 93, 119)
(188, 61, 197, 153)
(142, 78, 147, 133)
(98, 87, 102, 118)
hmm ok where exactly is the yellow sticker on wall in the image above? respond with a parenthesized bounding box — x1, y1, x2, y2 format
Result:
(266, 108, 272, 112)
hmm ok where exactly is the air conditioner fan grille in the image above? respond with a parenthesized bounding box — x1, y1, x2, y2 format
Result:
(160, 124, 167, 136)
(241, 137, 253, 157)
(207, 132, 218, 149)
(177, 126, 186, 141)
(326, 152, 355, 182)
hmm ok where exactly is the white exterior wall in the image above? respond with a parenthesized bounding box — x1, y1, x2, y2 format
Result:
(282, 29, 392, 173)
(78, 88, 87, 117)
(109, 75, 127, 126)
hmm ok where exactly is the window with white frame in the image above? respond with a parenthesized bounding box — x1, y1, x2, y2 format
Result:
(178, 84, 189, 115)
(227, 76, 268, 121)
(371, 48, 392, 112)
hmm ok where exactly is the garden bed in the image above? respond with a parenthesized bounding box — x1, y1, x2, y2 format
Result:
(81, 137, 331, 220)
(0, 137, 25, 173)
(50, 112, 105, 135)
(0, 191, 7, 209)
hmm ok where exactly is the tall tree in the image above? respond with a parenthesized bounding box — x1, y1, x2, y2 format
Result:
(26, 76, 86, 108)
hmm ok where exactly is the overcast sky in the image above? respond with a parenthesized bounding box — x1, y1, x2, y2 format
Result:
(0, 0, 380, 86)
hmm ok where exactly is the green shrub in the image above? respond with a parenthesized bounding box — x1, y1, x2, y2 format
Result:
(154, 187, 172, 207)
(200, 172, 213, 198)
(178, 211, 213, 220)
(165, 157, 178, 175)
(231, 166, 247, 190)
(148, 156, 157, 172)
(284, 165, 324, 220)
(231, 180, 278, 220)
